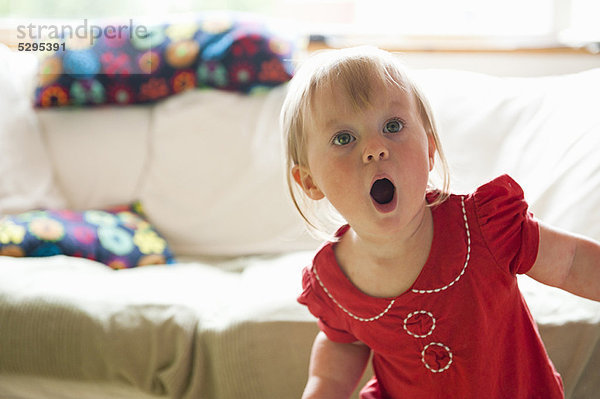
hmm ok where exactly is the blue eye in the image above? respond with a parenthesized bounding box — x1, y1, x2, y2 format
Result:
(384, 119, 404, 133)
(332, 132, 355, 146)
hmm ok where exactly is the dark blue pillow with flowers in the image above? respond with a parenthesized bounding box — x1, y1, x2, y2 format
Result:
(34, 13, 297, 107)
(0, 202, 175, 269)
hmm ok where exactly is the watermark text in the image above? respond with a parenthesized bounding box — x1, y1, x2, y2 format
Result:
(16, 19, 148, 45)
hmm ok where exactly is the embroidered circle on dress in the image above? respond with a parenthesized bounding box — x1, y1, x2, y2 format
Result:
(314, 196, 470, 323)
(422, 342, 453, 373)
(312, 197, 468, 375)
(403, 310, 436, 338)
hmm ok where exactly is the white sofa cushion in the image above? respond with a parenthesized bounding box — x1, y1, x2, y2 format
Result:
(37, 106, 152, 210)
(0, 45, 66, 215)
(414, 68, 600, 240)
(140, 86, 320, 257)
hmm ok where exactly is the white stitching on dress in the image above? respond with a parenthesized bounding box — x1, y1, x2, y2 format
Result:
(403, 310, 436, 338)
(313, 269, 395, 322)
(313, 195, 469, 322)
(422, 342, 453, 373)
(412, 196, 470, 294)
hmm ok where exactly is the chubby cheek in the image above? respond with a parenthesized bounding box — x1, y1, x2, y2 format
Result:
(403, 149, 430, 187)
(310, 156, 360, 207)
(404, 131, 433, 173)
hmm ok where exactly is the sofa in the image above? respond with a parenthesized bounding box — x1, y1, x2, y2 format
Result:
(1, 37, 600, 399)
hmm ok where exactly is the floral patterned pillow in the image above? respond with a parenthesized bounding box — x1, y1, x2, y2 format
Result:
(0, 202, 175, 269)
(34, 13, 297, 107)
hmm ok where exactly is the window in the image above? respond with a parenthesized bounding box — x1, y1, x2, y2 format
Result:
(1, 0, 598, 49)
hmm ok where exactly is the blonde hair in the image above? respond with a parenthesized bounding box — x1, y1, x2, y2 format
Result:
(281, 46, 450, 238)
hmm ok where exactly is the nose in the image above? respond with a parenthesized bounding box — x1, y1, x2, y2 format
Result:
(363, 137, 389, 163)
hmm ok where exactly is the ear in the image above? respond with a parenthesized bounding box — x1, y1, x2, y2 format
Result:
(292, 165, 325, 200)
(427, 134, 437, 172)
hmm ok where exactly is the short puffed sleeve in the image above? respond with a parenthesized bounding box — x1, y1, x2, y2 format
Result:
(298, 266, 358, 344)
(473, 174, 540, 275)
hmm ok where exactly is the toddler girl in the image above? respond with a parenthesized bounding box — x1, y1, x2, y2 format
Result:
(281, 46, 600, 398)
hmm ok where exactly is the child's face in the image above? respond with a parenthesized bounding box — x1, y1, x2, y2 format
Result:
(293, 79, 436, 237)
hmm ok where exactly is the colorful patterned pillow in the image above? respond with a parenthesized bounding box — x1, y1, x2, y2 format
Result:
(34, 13, 297, 107)
(0, 202, 175, 269)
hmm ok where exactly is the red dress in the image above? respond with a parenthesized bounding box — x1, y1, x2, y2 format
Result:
(298, 175, 564, 398)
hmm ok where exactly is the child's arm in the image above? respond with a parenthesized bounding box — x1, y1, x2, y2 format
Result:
(527, 222, 600, 301)
(302, 332, 371, 399)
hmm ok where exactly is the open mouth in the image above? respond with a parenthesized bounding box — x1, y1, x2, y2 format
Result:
(370, 178, 396, 205)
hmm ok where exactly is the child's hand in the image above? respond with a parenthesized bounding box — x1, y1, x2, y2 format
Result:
(302, 332, 371, 399)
